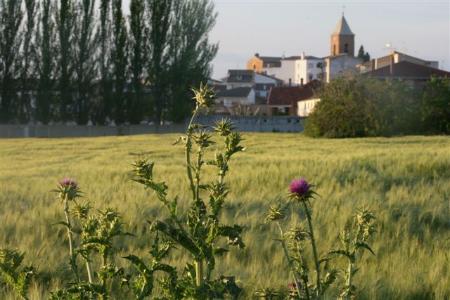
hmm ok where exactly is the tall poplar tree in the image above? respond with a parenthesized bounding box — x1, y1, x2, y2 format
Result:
(73, 0, 97, 124)
(146, 0, 172, 124)
(36, 0, 56, 124)
(94, 0, 111, 124)
(167, 0, 218, 121)
(111, 0, 127, 124)
(18, 0, 37, 123)
(56, 0, 76, 122)
(0, 0, 23, 123)
(128, 0, 146, 123)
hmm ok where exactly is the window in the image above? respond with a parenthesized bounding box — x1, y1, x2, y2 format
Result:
(333, 45, 336, 55)
(344, 43, 349, 53)
(309, 74, 313, 81)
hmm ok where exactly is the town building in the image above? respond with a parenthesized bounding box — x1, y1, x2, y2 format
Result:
(359, 51, 439, 73)
(267, 80, 321, 116)
(364, 60, 450, 85)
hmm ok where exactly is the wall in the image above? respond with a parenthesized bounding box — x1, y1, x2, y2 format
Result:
(0, 116, 305, 138)
(265, 60, 296, 85)
(296, 58, 324, 85)
(247, 56, 263, 72)
(325, 55, 362, 82)
(297, 98, 321, 117)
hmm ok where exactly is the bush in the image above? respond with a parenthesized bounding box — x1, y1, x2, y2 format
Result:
(304, 77, 422, 138)
(421, 77, 450, 134)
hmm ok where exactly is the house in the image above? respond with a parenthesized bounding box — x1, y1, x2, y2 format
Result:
(359, 51, 439, 73)
(268, 54, 325, 86)
(226, 70, 282, 90)
(267, 80, 320, 116)
(247, 54, 282, 73)
(297, 98, 321, 117)
(364, 60, 450, 86)
(214, 87, 256, 115)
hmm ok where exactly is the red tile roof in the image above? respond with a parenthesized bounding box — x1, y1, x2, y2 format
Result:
(267, 81, 321, 106)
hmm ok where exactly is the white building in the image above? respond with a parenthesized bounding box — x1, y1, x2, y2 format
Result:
(324, 54, 362, 83)
(297, 98, 321, 117)
(261, 53, 324, 86)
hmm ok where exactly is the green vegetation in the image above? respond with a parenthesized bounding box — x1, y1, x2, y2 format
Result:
(305, 77, 449, 138)
(0, 133, 449, 298)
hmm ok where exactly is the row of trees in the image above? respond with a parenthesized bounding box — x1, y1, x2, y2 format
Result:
(0, 0, 218, 125)
(305, 76, 450, 137)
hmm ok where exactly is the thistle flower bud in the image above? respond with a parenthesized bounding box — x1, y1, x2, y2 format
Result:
(57, 177, 80, 201)
(289, 178, 312, 201)
(192, 83, 215, 108)
(214, 118, 234, 136)
(266, 204, 286, 222)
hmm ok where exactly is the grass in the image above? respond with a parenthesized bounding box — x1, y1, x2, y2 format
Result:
(0, 133, 449, 299)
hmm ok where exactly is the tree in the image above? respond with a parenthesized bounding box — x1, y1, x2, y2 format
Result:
(128, 0, 147, 124)
(146, 0, 172, 124)
(166, 0, 218, 122)
(36, 0, 57, 124)
(305, 77, 376, 138)
(305, 77, 422, 138)
(111, 0, 128, 124)
(56, 0, 76, 122)
(421, 77, 450, 134)
(357, 45, 370, 62)
(73, 0, 97, 124)
(93, 0, 112, 124)
(18, 0, 37, 123)
(0, 0, 23, 123)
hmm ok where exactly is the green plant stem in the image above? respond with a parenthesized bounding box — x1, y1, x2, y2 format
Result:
(86, 259, 93, 284)
(63, 196, 79, 282)
(276, 222, 305, 300)
(194, 259, 203, 287)
(185, 107, 199, 200)
(195, 149, 203, 202)
(346, 260, 353, 300)
(302, 201, 321, 297)
(100, 251, 108, 300)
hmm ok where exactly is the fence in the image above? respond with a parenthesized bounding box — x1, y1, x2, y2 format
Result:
(0, 116, 304, 138)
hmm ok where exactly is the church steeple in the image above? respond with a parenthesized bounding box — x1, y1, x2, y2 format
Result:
(330, 16, 355, 56)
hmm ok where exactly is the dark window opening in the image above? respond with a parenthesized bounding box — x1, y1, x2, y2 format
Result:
(344, 43, 349, 53)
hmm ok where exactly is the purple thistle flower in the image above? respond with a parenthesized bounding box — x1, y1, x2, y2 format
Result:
(289, 178, 310, 197)
(59, 178, 78, 189)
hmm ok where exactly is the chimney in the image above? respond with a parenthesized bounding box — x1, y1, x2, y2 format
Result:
(371, 59, 375, 71)
(301, 52, 305, 60)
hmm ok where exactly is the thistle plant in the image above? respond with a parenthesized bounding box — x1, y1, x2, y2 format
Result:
(267, 179, 376, 300)
(55, 178, 82, 283)
(0, 249, 34, 300)
(329, 209, 376, 300)
(130, 84, 245, 298)
(53, 180, 128, 299)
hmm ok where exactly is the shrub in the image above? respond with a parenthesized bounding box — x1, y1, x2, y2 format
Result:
(304, 76, 422, 138)
(421, 76, 450, 134)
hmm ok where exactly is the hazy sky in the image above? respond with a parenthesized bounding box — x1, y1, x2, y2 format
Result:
(123, 0, 450, 78)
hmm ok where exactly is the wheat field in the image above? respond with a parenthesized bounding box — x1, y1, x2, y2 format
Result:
(0, 134, 449, 299)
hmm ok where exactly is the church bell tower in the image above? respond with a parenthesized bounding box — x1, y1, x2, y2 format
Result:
(330, 15, 355, 56)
